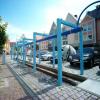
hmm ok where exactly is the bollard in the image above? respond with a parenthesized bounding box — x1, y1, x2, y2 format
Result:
(2, 50, 6, 64)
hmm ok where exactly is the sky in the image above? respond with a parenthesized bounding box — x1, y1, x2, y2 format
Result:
(0, 0, 99, 42)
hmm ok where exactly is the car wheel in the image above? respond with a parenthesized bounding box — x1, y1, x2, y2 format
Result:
(88, 59, 93, 68)
(70, 62, 73, 66)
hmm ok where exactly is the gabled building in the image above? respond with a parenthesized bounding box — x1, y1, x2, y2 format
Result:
(80, 15, 96, 46)
(37, 36, 48, 50)
(4, 39, 11, 54)
(48, 13, 78, 49)
(48, 22, 57, 50)
(87, 5, 100, 45)
(68, 5, 100, 47)
(62, 13, 77, 46)
(74, 5, 100, 47)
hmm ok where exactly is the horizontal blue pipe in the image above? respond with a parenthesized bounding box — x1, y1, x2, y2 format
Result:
(37, 27, 82, 42)
(34, 32, 49, 36)
(24, 38, 33, 41)
(16, 27, 82, 46)
(60, 19, 76, 28)
(25, 41, 33, 45)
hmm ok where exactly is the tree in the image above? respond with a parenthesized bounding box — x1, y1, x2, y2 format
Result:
(0, 16, 8, 53)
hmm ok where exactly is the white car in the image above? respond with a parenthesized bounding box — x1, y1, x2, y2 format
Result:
(41, 52, 52, 60)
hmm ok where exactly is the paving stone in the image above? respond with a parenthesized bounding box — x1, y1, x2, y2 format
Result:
(0, 64, 32, 100)
(54, 93, 61, 97)
(43, 96, 50, 100)
(58, 95, 66, 100)
(6, 58, 100, 100)
(78, 97, 85, 100)
(62, 93, 69, 98)
(50, 95, 58, 99)
(66, 97, 74, 100)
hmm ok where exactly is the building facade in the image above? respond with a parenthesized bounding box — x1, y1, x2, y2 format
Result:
(75, 5, 100, 47)
(49, 13, 77, 49)
(62, 13, 77, 46)
(38, 36, 48, 50)
(48, 22, 57, 50)
(87, 5, 100, 45)
(4, 40, 10, 54)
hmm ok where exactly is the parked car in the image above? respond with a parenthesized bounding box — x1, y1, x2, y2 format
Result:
(69, 47, 100, 67)
(50, 52, 58, 63)
(50, 51, 64, 64)
(36, 50, 48, 58)
(41, 52, 52, 60)
(50, 45, 76, 64)
(93, 44, 100, 66)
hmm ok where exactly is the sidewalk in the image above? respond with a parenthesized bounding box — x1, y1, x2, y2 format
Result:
(0, 63, 32, 100)
(8, 60, 100, 100)
(1, 56, 100, 100)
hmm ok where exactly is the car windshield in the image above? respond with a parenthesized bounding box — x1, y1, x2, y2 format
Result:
(77, 48, 93, 54)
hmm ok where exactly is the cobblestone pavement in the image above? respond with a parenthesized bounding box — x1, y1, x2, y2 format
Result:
(0, 63, 32, 100)
(7, 59, 100, 100)
(36, 59, 100, 81)
(21, 55, 100, 81)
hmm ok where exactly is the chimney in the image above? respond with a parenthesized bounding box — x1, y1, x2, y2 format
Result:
(96, 5, 100, 10)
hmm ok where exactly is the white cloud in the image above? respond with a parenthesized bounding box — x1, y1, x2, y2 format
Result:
(6, 0, 97, 42)
(7, 24, 33, 42)
(7, 24, 49, 42)
(44, 0, 96, 29)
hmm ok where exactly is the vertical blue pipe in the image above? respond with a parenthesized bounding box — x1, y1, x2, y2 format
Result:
(24, 40, 26, 65)
(39, 44, 41, 64)
(12, 47, 14, 60)
(79, 31, 84, 75)
(20, 47, 21, 60)
(21, 47, 22, 60)
(16, 42, 18, 63)
(23, 38, 25, 65)
(52, 39, 55, 68)
(33, 32, 36, 71)
(57, 18, 62, 86)
(10, 48, 12, 60)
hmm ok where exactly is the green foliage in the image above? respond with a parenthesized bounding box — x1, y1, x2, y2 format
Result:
(0, 16, 8, 52)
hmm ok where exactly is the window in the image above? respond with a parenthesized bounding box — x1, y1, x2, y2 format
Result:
(83, 26, 87, 32)
(88, 35, 92, 40)
(88, 25, 92, 31)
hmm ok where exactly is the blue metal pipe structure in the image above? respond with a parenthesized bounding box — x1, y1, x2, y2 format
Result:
(14, 21, 82, 86)
(33, 32, 49, 71)
(20, 47, 22, 60)
(36, 27, 82, 42)
(34, 32, 49, 36)
(76, 0, 100, 74)
(22, 38, 26, 65)
(56, 18, 83, 85)
(13, 1, 100, 86)
(39, 44, 41, 64)
(57, 18, 63, 86)
(79, 31, 84, 75)
(33, 32, 36, 71)
(10, 48, 13, 60)
(52, 39, 55, 68)
(12, 46, 14, 60)
(60, 19, 77, 28)
(16, 42, 18, 63)
(24, 38, 33, 41)
(15, 26, 82, 48)
(14, 19, 83, 86)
